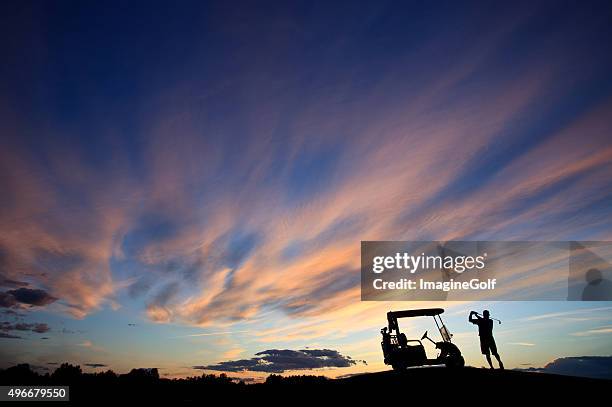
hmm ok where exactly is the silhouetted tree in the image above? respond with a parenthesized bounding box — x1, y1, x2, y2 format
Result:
(0, 363, 40, 384)
(124, 368, 159, 380)
(51, 363, 82, 383)
(265, 374, 283, 385)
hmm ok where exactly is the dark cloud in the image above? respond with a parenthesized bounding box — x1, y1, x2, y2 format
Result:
(8, 288, 57, 306)
(0, 278, 29, 288)
(13, 323, 50, 333)
(521, 356, 612, 380)
(0, 292, 17, 307)
(0, 287, 57, 308)
(32, 323, 51, 333)
(85, 363, 108, 368)
(196, 349, 361, 373)
(58, 327, 85, 335)
(0, 332, 21, 339)
(1, 321, 51, 334)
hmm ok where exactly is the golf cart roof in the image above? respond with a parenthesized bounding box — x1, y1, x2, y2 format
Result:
(387, 308, 444, 319)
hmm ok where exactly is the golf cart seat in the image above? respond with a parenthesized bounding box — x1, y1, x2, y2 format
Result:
(385, 336, 427, 366)
(398, 340, 427, 364)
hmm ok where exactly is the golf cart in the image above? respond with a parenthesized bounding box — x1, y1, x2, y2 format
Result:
(381, 308, 464, 370)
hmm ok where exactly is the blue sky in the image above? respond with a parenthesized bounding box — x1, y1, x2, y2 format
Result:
(1, 0, 612, 378)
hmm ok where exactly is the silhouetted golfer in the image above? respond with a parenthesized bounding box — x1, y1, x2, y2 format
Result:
(469, 310, 504, 370)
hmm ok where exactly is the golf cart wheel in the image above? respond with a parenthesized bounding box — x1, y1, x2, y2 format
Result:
(445, 355, 465, 369)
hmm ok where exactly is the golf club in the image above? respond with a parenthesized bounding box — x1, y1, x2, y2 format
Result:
(474, 311, 502, 324)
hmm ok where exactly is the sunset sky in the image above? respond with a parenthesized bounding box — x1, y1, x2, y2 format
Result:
(1, 1, 612, 380)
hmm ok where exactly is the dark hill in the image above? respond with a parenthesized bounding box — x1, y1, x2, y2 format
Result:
(340, 365, 607, 387)
(1, 364, 608, 402)
(267, 366, 608, 402)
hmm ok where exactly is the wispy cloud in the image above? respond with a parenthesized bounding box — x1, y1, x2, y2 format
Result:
(172, 330, 251, 338)
(508, 342, 536, 347)
(570, 326, 612, 337)
(78, 340, 106, 353)
(520, 307, 612, 322)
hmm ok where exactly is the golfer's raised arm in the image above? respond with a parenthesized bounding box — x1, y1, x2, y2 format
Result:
(468, 311, 479, 324)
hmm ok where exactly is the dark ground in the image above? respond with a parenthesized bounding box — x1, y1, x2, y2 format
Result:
(1, 364, 608, 403)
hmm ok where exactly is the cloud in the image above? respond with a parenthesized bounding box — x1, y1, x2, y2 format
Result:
(0, 292, 16, 308)
(173, 330, 250, 338)
(33, 324, 51, 334)
(0, 287, 58, 313)
(84, 363, 108, 368)
(508, 342, 535, 346)
(0, 332, 21, 339)
(2, 288, 57, 307)
(145, 281, 181, 323)
(1, 321, 51, 334)
(520, 307, 612, 322)
(570, 325, 612, 337)
(196, 348, 362, 373)
(14, 323, 50, 333)
(0, 278, 28, 288)
(523, 356, 612, 380)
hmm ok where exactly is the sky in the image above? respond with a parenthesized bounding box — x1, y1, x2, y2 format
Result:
(1, 0, 612, 380)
